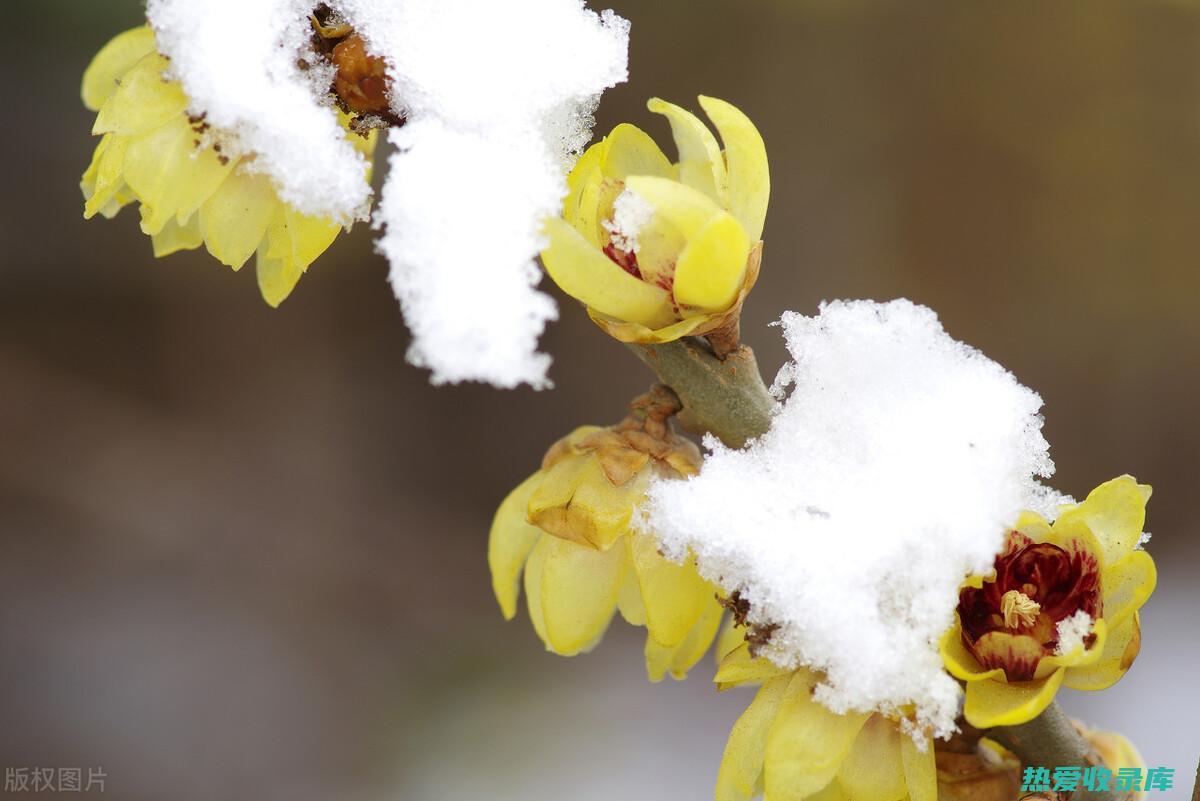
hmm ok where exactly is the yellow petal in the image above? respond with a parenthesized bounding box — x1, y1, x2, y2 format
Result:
(644, 595, 723, 682)
(836, 715, 907, 801)
(93, 53, 188, 137)
(530, 532, 623, 656)
(81, 134, 133, 220)
(1034, 617, 1108, 679)
(527, 452, 645, 550)
(150, 214, 204, 257)
(200, 169, 277, 271)
(1014, 510, 1052, 542)
(124, 117, 234, 236)
(256, 206, 342, 307)
(487, 473, 544, 620)
(647, 97, 727, 204)
(1064, 614, 1142, 691)
(540, 216, 676, 329)
(764, 670, 871, 801)
(939, 623, 1005, 682)
(563, 138, 609, 244)
(962, 669, 1064, 728)
(715, 674, 791, 801)
(600, 123, 674, 182)
(616, 558, 647, 626)
(625, 204, 688, 291)
(1100, 549, 1156, 630)
(82, 26, 158, 111)
(624, 174, 728, 240)
(808, 781, 852, 801)
(715, 643, 791, 690)
(523, 532, 550, 644)
(900, 734, 937, 801)
(672, 212, 751, 312)
(699, 96, 770, 241)
(716, 614, 745, 662)
(1054, 475, 1151, 564)
(628, 532, 713, 649)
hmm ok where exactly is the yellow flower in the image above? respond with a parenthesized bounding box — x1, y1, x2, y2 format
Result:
(540, 96, 769, 352)
(80, 26, 378, 307)
(713, 645, 938, 801)
(940, 476, 1157, 729)
(488, 387, 723, 681)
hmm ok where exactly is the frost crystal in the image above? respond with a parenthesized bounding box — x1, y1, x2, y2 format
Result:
(148, 0, 630, 387)
(1055, 610, 1094, 656)
(643, 299, 1055, 738)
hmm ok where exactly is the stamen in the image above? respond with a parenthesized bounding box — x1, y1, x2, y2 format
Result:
(1000, 589, 1041, 629)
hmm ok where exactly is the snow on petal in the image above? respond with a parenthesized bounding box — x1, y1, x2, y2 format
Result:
(147, 0, 372, 223)
(148, 0, 631, 387)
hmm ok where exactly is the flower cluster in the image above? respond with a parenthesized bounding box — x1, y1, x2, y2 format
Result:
(77, 12, 1162, 798)
(81, 24, 379, 306)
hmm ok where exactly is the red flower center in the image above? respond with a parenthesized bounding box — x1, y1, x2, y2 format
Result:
(603, 242, 642, 279)
(957, 531, 1101, 680)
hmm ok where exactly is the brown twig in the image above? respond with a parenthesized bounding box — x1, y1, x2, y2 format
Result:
(626, 338, 775, 449)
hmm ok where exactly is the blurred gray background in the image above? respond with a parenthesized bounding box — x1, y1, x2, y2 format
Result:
(2, 1, 1198, 799)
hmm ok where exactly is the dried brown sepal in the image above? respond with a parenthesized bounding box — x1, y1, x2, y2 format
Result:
(331, 34, 392, 115)
(717, 591, 751, 628)
(745, 622, 779, 657)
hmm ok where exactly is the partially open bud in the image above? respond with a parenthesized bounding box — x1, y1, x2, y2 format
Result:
(541, 96, 769, 357)
(488, 386, 720, 680)
(528, 385, 701, 550)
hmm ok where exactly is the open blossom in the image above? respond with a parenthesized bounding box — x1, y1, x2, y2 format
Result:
(487, 388, 722, 680)
(713, 642, 938, 801)
(940, 476, 1157, 728)
(80, 24, 378, 307)
(540, 96, 769, 352)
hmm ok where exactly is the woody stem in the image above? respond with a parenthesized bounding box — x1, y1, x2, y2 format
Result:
(626, 337, 775, 448)
(987, 701, 1119, 801)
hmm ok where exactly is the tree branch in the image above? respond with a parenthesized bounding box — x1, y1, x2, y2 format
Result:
(987, 701, 1119, 801)
(626, 338, 775, 449)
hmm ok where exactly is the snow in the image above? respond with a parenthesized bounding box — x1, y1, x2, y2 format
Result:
(603, 189, 655, 254)
(1055, 611, 1094, 656)
(147, 0, 374, 223)
(147, 0, 630, 387)
(642, 299, 1055, 739)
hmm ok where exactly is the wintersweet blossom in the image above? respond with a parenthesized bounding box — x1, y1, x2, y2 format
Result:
(487, 389, 722, 680)
(940, 476, 1157, 728)
(541, 96, 769, 350)
(80, 25, 377, 307)
(713, 644, 937, 801)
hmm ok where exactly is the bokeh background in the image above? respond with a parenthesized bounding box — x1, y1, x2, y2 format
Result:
(3, 1, 1199, 799)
